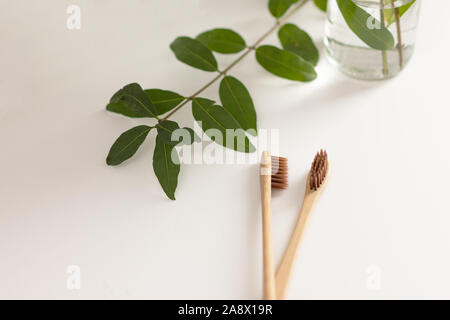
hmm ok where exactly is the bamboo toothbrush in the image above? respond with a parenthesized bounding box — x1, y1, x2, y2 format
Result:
(275, 150, 329, 299)
(260, 151, 288, 300)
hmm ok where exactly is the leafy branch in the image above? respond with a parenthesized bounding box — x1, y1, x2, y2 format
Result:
(162, 0, 312, 121)
(386, 0, 417, 68)
(105, 0, 326, 200)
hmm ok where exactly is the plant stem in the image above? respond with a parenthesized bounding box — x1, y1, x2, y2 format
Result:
(380, 0, 389, 77)
(160, 72, 223, 121)
(160, 0, 310, 121)
(390, 0, 404, 69)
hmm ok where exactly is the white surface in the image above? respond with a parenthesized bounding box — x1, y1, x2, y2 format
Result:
(1, 0, 450, 299)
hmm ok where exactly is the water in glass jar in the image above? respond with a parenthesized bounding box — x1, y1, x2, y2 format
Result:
(325, 0, 421, 80)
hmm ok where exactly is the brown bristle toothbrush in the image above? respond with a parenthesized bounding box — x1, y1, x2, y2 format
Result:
(275, 150, 329, 299)
(260, 151, 288, 299)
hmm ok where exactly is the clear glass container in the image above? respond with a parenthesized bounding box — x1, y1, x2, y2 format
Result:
(325, 0, 421, 80)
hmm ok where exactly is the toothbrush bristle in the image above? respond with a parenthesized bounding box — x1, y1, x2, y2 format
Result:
(309, 150, 328, 191)
(271, 156, 288, 189)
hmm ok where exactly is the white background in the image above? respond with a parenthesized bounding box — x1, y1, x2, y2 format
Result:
(1, 0, 449, 299)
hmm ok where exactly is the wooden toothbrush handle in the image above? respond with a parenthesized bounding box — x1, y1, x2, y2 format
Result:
(275, 194, 318, 299)
(261, 152, 275, 300)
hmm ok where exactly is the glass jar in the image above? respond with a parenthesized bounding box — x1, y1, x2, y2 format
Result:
(325, 0, 421, 80)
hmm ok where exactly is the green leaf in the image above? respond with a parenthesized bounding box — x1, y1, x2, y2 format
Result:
(156, 120, 180, 146)
(106, 101, 142, 118)
(278, 23, 319, 66)
(268, 0, 299, 18)
(180, 128, 201, 146)
(337, 0, 395, 50)
(196, 28, 246, 54)
(106, 125, 152, 166)
(384, 0, 416, 26)
(170, 36, 218, 72)
(314, 0, 328, 12)
(255, 45, 317, 82)
(192, 98, 255, 153)
(157, 120, 199, 146)
(145, 89, 185, 115)
(106, 83, 158, 118)
(219, 76, 257, 135)
(153, 135, 180, 200)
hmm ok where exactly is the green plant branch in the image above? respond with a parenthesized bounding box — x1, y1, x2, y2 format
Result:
(160, 0, 310, 122)
(390, 0, 404, 69)
(380, 0, 389, 76)
(160, 72, 223, 121)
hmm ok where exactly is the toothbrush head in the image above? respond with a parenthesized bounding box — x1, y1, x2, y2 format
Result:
(271, 156, 288, 189)
(309, 150, 328, 192)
